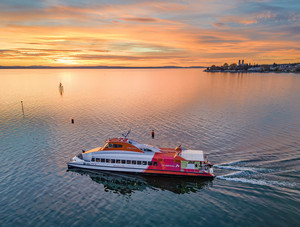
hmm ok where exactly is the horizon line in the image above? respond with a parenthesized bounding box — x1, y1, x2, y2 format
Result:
(1, 62, 299, 70)
(0, 65, 207, 69)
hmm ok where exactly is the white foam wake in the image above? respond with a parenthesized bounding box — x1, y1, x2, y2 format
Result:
(215, 165, 259, 171)
(214, 165, 269, 172)
(215, 162, 295, 187)
(217, 175, 297, 187)
(217, 160, 245, 166)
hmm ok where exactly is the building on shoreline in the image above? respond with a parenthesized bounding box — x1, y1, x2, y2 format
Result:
(205, 62, 300, 73)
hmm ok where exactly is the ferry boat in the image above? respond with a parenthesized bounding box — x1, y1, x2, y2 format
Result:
(68, 132, 215, 178)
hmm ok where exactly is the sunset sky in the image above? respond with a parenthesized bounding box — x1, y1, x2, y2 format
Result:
(0, 0, 299, 67)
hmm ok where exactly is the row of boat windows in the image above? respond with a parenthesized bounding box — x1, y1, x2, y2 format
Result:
(91, 158, 158, 166)
(105, 143, 123, 148)
(140, 148, 153, 152)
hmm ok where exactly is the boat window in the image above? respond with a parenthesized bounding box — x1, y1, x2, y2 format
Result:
(144, 149, 152, 152)
(116, 160, 120, 164)
(137, 161, 141, 165)
(121, 160, 126, 164)
(132, 160, 137, 164)
(108, 143, 113, 148)
(118, 144, 123, 148)
(148, 161, 152, 165)
(111, 159, 116, 163)
(113, 144, 118, 148)
(127, 160, 131, 164)
(101, 158, 105, 163)
(96, 158, 100, 162)
(91, 158, 95, 162)
(106, 159, 110, 163)
(153, 162, 158, 166)
(142, 161, 147, 165)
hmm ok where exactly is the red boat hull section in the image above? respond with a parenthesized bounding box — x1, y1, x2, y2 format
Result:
(143, 150, 213, 177)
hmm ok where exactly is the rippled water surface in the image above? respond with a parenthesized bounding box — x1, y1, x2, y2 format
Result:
(1, 69, 300, 226)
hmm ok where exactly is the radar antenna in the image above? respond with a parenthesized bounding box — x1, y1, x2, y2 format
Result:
(122, 130, 131, 139)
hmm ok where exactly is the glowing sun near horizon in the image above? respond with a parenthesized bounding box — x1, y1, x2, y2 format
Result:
(54, 57, 79, 65)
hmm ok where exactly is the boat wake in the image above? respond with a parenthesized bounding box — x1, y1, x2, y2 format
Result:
(214, 160, 273, 173)
(215, 165, 266, 172)
(217, 173, 296, 187)
(215, 161, 297, 187)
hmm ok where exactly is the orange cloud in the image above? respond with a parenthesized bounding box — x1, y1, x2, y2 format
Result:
(120, 17, 158, 23)
(0, 1, 299, 67)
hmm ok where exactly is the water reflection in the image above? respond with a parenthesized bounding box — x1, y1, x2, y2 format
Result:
(68, 168, 213, 195)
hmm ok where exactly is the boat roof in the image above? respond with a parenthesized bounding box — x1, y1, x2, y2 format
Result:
(84, 137, 206, 162)
(180, 150, 204, 161)
(106, 138, 161, 153)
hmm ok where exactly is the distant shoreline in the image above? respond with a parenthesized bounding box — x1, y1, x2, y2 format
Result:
(204, 70, 300, 74)
(205, 62, 300, 73)
(0, 66, 205, 69)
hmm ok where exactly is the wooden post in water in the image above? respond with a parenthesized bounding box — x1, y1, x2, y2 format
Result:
(21, 101, 24, 115)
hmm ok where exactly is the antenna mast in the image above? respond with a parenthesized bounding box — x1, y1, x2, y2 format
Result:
(122, 130, 131, 139)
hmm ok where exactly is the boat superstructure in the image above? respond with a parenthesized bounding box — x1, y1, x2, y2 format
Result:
(68, 135, 215, 178)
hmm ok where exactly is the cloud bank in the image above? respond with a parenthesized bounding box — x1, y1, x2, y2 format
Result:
(0, 0, 299, 66)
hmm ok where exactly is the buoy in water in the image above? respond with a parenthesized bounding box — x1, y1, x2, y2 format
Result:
(21, 101, 24, 115)
(71, 119, 74, 124)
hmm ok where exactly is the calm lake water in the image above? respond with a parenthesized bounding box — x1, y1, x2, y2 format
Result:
(0, 69, 300, 226)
